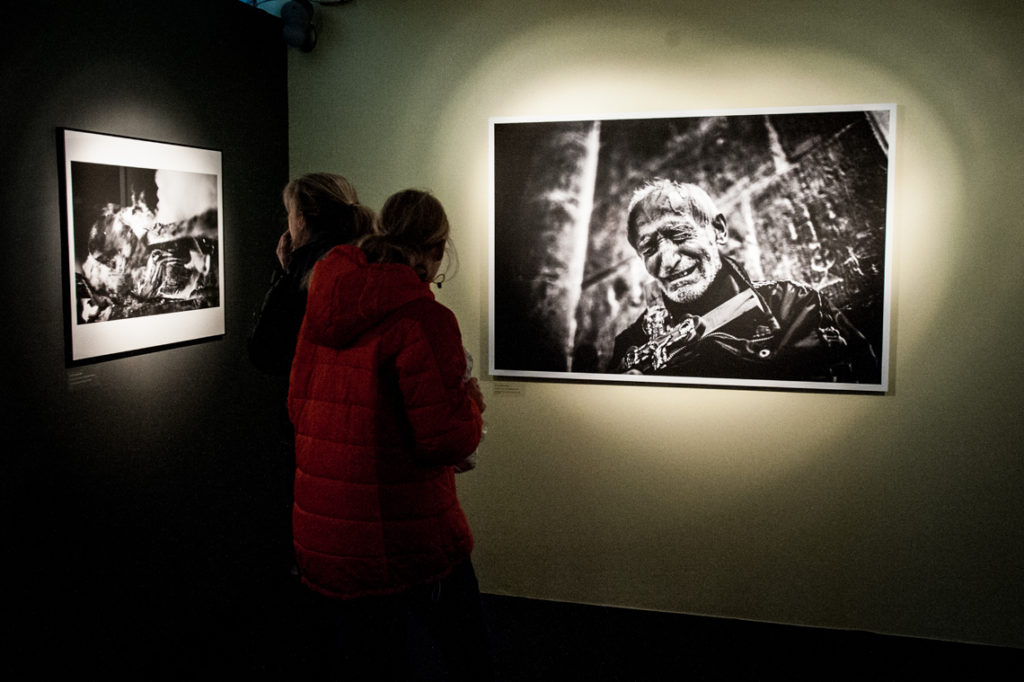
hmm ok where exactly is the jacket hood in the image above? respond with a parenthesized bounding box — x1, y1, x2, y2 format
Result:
(302, 245, 433, 349)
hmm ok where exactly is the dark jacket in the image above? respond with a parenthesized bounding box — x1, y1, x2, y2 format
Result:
(610, 257, 879, 384)
(248, 234, 348, 376)
(288, 245, 482, 599)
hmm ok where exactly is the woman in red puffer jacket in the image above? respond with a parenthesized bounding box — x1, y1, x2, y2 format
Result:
(288, 189, 490, 680)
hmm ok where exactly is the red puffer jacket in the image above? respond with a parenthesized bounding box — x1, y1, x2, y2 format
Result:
(288, 245, 482, 599)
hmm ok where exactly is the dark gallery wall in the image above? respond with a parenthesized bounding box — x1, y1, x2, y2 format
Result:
(1, 0, 290, 675)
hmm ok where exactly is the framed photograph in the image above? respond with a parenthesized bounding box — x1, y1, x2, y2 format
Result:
(489, 104, 894, 392)
(59, 128, 224, 363)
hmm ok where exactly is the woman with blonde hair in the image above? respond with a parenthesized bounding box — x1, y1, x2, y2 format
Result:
(248, 174, 375, 639)
(248, 172, 375, 374)
(289, 189, 491, 680)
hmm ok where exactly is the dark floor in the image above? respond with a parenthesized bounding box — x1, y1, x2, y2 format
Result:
(24, 582, 1023, 680)
(254, 587, 1023, 680)
(472, 595, 1023, 681)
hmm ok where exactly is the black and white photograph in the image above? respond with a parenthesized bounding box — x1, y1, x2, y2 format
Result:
(60, 128, 224, 362)
(489, 104, 894, 392)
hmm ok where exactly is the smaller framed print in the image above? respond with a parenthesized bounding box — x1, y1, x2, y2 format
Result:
(59, 128, 224, 363)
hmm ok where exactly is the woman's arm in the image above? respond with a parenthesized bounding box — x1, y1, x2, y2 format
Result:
(394, 303, 483, 466)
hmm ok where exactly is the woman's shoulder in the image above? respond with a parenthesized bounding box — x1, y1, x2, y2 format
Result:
(390, 294, 457, 331)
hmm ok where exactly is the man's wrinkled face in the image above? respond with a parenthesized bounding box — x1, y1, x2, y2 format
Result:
(633, 209, 724, 305)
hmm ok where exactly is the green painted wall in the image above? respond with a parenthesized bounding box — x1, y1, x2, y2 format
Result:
(287, 0, 1024, 647)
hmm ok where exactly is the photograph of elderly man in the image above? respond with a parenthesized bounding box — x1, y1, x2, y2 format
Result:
(490, 106, 892, 391)
(610, 179, 879, 383)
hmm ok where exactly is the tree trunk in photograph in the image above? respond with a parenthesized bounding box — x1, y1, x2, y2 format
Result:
(519, 121, 600, 372)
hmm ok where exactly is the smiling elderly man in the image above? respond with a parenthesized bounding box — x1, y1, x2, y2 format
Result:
(609, 179, 879, 384)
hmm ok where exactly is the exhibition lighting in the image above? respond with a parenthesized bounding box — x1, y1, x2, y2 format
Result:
(242, 0, 355, 52)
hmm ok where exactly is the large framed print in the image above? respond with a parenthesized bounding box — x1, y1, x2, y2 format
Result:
(59, 129, 224, 363)
(490, 104, 894, 392)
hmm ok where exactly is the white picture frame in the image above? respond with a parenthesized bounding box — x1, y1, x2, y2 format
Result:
(489, 104, 894, 392)
(60, 128, 224, 363)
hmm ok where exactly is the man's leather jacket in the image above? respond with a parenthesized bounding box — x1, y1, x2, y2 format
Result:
(610, 257, 879, 384)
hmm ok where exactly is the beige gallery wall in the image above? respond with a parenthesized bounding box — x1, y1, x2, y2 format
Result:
(287, 0, 1024, 647)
